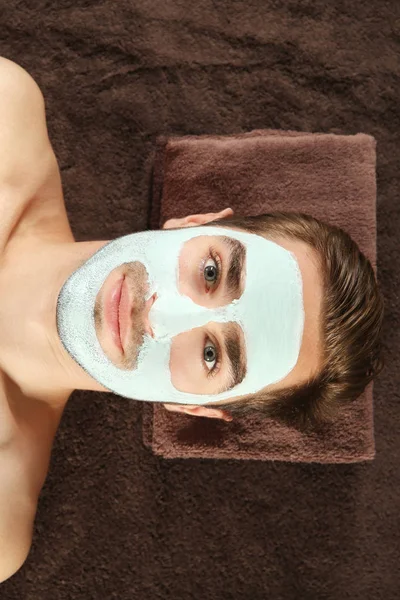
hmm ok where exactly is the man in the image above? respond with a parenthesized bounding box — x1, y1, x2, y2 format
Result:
(0, 57, 384, 581)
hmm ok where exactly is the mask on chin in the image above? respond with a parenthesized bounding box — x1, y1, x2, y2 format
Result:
(56, 225, 305, 405)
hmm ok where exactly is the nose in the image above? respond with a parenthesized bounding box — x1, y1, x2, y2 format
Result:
(143, 293, 157, 337)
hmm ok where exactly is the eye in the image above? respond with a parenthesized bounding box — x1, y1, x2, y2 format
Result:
(201, 249, 222, 293)
(204, 343, 217, 370)
(204, 258, 218, 281)
(202, 337, 222, 379)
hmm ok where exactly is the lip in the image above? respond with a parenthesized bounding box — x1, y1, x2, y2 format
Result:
(118, 276, 132, 352)
(104, 276, 124, 353)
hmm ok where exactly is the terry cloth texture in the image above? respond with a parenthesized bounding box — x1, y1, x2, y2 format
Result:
(142, 128, 378, 464)
(1, 2, 399, 600)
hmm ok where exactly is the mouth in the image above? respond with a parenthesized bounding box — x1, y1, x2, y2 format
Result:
(103, 272, 156, 357)
(118, 275, 132, 353)
(104, 275, 125, 354)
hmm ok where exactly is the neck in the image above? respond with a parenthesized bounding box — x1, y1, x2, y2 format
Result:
(0, 235, 112, 409)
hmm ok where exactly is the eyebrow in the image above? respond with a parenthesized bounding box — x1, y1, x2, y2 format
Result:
(218, 322, 247, 393)
(220, 236, 246, 300)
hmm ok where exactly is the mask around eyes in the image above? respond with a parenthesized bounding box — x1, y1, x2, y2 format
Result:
(56, 226, 305, 405)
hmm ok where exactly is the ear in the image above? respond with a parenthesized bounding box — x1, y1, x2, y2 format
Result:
(162, 207, 234, 230)
(163, 403, 233, 422)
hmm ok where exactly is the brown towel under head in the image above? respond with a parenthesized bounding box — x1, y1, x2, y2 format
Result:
(142, 128, 377, 463)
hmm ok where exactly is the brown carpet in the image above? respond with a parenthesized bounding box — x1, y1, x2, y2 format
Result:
(1, 1, 399, 598)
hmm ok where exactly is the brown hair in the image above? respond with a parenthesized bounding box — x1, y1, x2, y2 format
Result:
(204, 211, 385, 431)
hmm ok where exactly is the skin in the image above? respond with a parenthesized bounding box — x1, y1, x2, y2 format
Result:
(0, 56, 323, 581)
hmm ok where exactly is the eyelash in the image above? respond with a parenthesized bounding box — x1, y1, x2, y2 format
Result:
(199, 246, 222, 294)
(202, 333, 222, 378)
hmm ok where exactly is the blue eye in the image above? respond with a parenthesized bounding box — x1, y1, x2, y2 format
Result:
(202, 249, 222, 292)
(202, 336, 221, 378)
(204, 259, 218, 283)
(204, 343, 217, 370)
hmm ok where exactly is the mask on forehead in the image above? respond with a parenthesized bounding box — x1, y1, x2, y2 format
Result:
(56, 226, 305, 405)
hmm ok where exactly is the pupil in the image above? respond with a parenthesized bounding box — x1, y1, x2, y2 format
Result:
(204, 265, 217, 281)
(204, 346, 216, 361)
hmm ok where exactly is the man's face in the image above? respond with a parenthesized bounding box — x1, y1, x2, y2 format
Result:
(93, 234, 249, 395)
(56, 224, 307, 405)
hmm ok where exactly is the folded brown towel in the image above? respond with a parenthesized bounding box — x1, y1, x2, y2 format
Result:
(142, 128, 377, 463)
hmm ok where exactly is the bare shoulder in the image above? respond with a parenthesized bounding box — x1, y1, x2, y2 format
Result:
(0, 56, 46, 140)
(0, 372, 46, 583)
(0, 57, 72, 243)
(0, 442, 35, 583)
(0, 351, 73, 580)
(0, 391, 35, 583)
(0, 56, 55, 196)
(0, 56, 44, 97)
(0, 367, 69, 581)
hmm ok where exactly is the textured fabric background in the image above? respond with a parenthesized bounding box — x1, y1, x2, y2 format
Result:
(1, 1, 399, 599)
